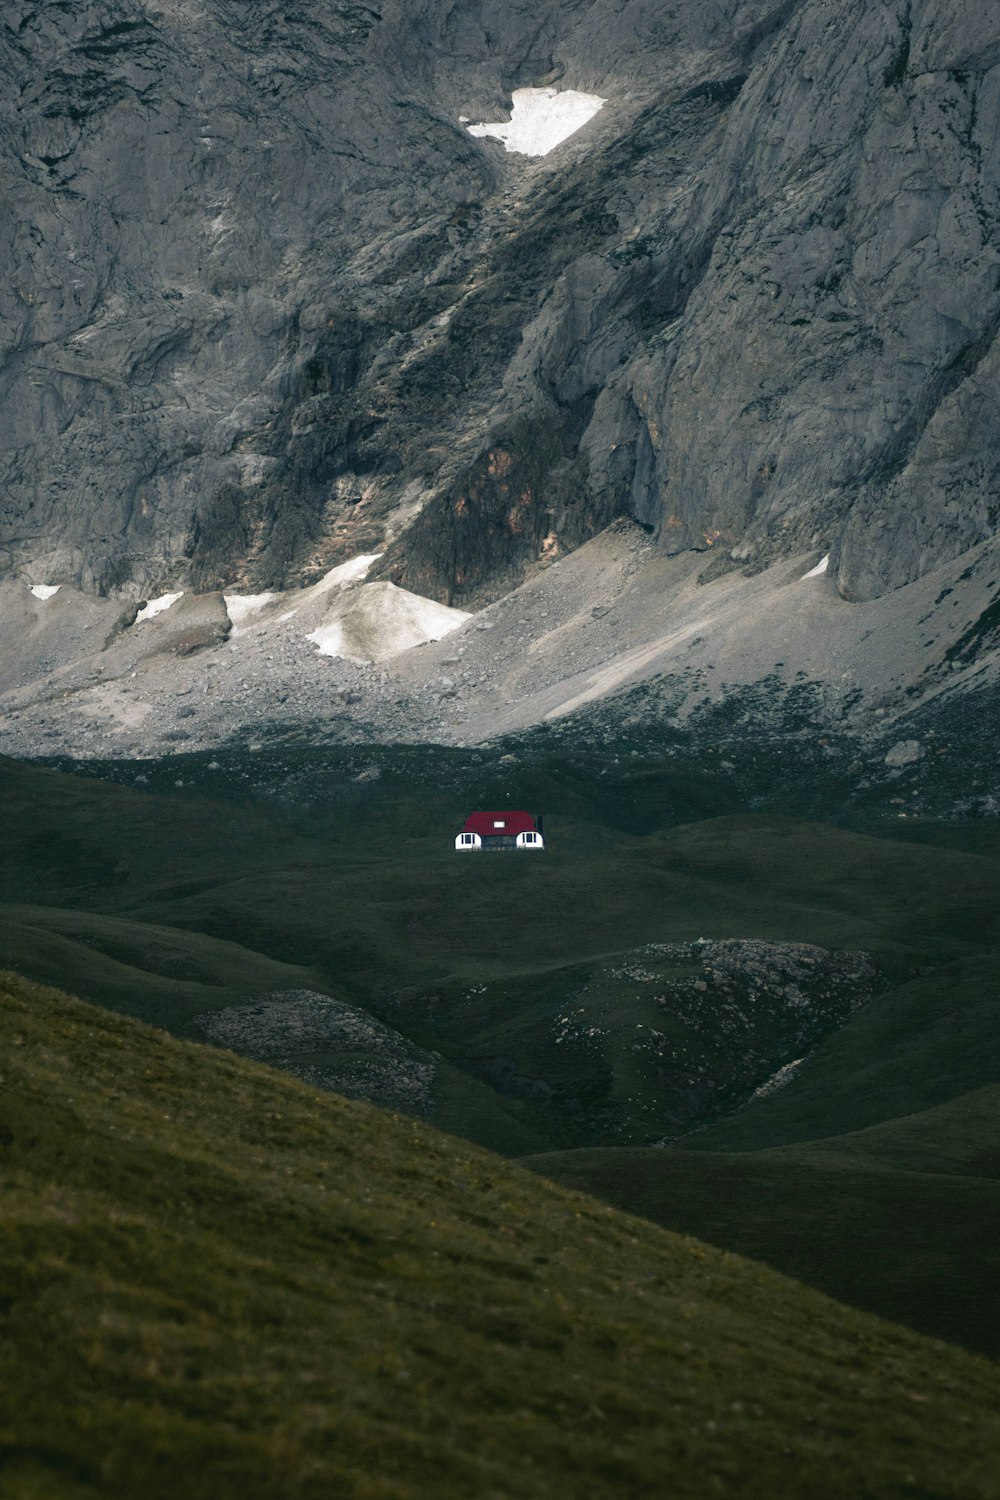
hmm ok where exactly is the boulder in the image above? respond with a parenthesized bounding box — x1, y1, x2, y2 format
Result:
(884, 739, 926, 768)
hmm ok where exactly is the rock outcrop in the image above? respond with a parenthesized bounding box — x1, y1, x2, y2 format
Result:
(2, 0, 998, 603)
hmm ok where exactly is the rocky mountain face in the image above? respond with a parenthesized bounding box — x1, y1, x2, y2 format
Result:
(2, 0, 998, 606)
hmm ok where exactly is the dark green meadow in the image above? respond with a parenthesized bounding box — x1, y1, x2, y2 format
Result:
(4, 972, 1000, 1500)
(3, 719, 1000, 1368)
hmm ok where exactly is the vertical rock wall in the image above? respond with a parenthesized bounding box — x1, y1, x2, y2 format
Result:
(1, 0, 998, 603)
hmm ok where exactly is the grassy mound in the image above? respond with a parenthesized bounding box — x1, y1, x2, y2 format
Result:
(5, 752, 1000, 1369)
(524, 1130, 1000, 1359)
(4, 971, 1000, 1499)
(683, 956, 1000, 1152)
(4, 756, 1000, 1161)
(526, 956, 1000, 1358)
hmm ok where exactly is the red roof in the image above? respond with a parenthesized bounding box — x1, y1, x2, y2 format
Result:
(462, 810, 538, 837)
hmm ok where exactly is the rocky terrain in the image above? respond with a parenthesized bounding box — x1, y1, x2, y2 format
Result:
(185, 944, 878, 1146)
(3, 518, 1000, 791)
(449, 938, 878, 1144)
(196, 988, 438, 1111)
(6, 8, 1000, 1486)
(3, 0, 999, 615)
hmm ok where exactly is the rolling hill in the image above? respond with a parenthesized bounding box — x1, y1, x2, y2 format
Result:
(4, 745, 1000, 1365)
(4, 970, 1000, 1499)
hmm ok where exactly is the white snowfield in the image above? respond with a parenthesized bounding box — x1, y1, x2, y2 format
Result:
(223, 591, 277, 629)
(225, 556, 382, 632)
(802, 554, 830, 578)
(307, 581, 470, 663)
(311, 554, 382, 593)
(221, 556, 466, 663)
(135, 592, 183, 622)
(466, 87, 606, 157)
(29, 584, 61, 600)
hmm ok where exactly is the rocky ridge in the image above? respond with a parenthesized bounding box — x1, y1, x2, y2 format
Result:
(3, 0, 999, 609)
(3, 519, 1000, 781)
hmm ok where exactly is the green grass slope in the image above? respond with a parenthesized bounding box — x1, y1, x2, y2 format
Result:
(523, 1133, 1000, 1359)
(785, 1084, 1000, 1178)
(4, 760, 998, 980)
(0, 904, 549, 1157)
(4, 756, 1000, 1159)
(685, 956, 1000, 1152)
(118, 814, 1000, 984)
(4, 972, 1000, 1500)
(525, 959, 1000, 1357)
(0, 902, 330, 1029)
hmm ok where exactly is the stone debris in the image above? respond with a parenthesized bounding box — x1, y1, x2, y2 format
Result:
(552, 939, 877, 1142)
(885, 739, 926, 768)
(0, 521, 999, 773)
(195, 990, 436, 1112)
(748, 1056, 807, 1103)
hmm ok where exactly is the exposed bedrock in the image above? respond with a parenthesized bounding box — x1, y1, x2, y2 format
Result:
(1, 0, 998, 603)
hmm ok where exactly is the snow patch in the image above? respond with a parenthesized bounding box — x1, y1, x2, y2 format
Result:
(311, 554, 382, 595)
(135, 592, 183, 623)
(224, 592, 277, 630)
(466, 87, 606, 158)
(307, 582, 471, 663)
(29, 584, 60, 600)
(802, 554, 830, 579)
(218, 557, 384, 639)
(748, 1058, 805, 1103)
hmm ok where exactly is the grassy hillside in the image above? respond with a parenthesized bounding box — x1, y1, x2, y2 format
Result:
(0, 901, 549, 1157)
(5, 748, 1000, 1363)
(3, 754, 999, 1157)
(683, 956, 1000, 1152)
(524, 1128, 1000, 1359)
(4, 971, 1000, 1500)
(526, 955, 1000, 1358)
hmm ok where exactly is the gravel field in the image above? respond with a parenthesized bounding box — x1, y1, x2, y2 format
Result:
(3, 522, 1000, 762)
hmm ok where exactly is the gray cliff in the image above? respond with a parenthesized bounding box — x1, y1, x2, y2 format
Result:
(1, 0, 998, 603)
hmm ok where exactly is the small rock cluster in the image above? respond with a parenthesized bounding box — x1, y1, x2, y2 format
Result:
(195, 990, 437, 1112)
(547, 940, 877, 1143)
